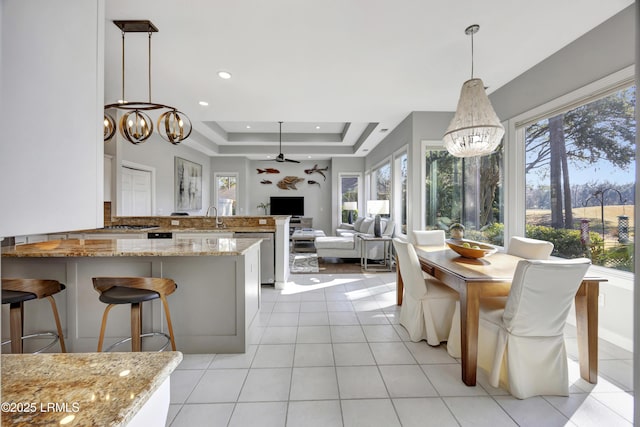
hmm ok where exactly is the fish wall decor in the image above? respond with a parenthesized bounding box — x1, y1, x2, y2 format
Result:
(276, 176, 305, 190)
(307, 180, 321, 188)
(257, 168, 280, 174)
(304, 164, 329, 181)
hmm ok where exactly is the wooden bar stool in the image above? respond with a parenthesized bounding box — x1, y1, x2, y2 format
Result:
(1, 278, 67, 354)
(92, 277, 177, 352)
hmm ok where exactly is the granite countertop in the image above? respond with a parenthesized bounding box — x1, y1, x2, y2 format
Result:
(1, 351, 182, 427)
(1, 238, 262, 258)
(81, 226, 276, 234)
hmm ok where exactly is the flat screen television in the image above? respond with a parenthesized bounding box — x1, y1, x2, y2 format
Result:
(270, 196, 304, 216)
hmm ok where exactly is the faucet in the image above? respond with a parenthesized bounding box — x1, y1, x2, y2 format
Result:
(206, 206, 225, 228)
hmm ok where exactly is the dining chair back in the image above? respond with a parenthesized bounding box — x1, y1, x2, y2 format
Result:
(507, 236, 554, 259)
(478, 258, 591, 399)
(412, 230, 445, 246)
(393, 238, 458, 346)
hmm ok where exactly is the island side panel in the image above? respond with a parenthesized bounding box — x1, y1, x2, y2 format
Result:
(1, 251, 261, 354)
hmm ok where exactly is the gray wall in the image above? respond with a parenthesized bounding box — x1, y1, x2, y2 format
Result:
(118, 134, 212, 215)
(490, 5, 634, 121)
(248, 160, 333, 233)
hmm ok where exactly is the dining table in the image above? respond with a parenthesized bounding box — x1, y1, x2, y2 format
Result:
(395, 245, 606, 387)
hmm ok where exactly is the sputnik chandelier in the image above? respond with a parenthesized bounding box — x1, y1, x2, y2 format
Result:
(104, 20, 192, 145)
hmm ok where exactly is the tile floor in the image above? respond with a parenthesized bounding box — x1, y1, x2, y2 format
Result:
(166, 271, 634, 426)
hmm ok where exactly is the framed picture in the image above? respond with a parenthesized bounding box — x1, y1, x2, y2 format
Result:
(175, 157, 202, 211)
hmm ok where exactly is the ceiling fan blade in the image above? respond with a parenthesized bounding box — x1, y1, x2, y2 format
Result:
(285, 158, 300, 163)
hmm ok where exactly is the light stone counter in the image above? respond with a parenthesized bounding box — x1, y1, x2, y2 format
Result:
(1, 237, 259, 257)
(1, 351, 182, 426)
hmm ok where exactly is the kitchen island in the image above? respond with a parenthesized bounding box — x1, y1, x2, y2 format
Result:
(1, 238, 261, 353)
(1, 351, 182, 426)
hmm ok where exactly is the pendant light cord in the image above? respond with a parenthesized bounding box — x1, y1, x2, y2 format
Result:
(148, 31, 152, 103)
(470, 30, 474, 79)
(279, 121, 283, 152)
(121, 31, 125, 102)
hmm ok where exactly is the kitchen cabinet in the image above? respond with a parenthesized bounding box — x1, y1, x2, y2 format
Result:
(83, 233, 146, 240)
(0, 0, 104, 237)
(174, 232, 234, 239)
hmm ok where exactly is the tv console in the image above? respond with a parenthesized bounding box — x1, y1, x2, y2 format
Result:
(289, 217, 313, 235)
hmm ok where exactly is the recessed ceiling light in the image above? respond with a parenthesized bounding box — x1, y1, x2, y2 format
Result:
(308, 156, 312, 159)
(217, 71, 232, 79)
(198, 101, 209, 106)
(246, 125, 251, 129)
(315, 126, 320, 130)
(267, 155, 271, 159)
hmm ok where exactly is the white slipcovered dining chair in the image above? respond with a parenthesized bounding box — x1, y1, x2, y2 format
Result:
(507, 236, 554, 259)
(447, 235, 555, 359)
(393, 238, 459, 345)
(413, 230, 446, 246)
(477, 258, 591, 399)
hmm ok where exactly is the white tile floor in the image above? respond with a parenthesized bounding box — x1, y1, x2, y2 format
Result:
(166, 271, 634, 426)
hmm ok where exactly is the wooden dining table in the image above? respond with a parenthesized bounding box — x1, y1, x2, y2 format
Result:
(395, 245, 606, 387)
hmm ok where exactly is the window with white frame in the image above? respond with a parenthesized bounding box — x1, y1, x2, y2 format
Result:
(521, 85, 635, 272)
(214, 173, 238, 215)
(394, 150, 408, 235)
(370, 161, 391, 208)
(339, 174, 360, 224)
(423, 144, 504, 243)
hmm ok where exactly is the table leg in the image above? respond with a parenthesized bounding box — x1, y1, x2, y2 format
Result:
(396, 255, 403, 305)
(460, 284, 480, 386)
(575, 281, 599, 383)
(9, 302, 23, 353)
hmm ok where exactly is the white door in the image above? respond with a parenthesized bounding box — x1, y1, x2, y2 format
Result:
(121, 166, 152, 216)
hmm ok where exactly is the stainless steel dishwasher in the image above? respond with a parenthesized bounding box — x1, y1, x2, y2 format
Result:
(234, 232, 275, 284)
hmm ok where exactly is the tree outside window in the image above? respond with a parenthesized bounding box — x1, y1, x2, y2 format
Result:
(524, 86, 636, 271)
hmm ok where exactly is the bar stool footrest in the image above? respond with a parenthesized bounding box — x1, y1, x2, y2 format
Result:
(104, 332, 172, 352)
(1, 332, 61, 354)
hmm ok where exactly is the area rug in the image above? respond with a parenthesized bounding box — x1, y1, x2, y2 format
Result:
(290, 252, 320, 273)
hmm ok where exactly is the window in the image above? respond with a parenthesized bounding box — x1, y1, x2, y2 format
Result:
(394, 151, 408, 235)
(371, 161, 391, 201)
(523, 86, 636, 271)
(339, 174, 360, 223)
(424, 145, 503, 244)
(214, 173, 237, 215)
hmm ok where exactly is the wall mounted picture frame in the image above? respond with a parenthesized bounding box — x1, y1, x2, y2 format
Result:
(175, 157, 202, 211)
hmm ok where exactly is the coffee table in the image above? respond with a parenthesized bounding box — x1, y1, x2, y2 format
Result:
(290, 229, 326, 253)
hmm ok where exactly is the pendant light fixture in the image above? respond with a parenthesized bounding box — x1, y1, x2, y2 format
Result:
(443, 25, 504, 158)
(104, 20, 192, 145)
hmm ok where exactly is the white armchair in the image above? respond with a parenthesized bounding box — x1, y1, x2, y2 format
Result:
(393, 238, 459, 346)
(477, 258, 591, 399)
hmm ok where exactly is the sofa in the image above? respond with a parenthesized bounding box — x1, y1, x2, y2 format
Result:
(315, 216, 395, 260)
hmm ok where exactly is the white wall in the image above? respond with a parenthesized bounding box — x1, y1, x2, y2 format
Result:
(0, 0, 105, 236)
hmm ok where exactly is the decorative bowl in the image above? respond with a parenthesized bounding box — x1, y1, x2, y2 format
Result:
(445, 239, 497, 259)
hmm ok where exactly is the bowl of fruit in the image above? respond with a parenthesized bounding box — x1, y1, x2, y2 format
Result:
(445, 239, 497, 259)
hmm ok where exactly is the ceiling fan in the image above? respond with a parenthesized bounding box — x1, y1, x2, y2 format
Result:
(271, 121, 300, 163)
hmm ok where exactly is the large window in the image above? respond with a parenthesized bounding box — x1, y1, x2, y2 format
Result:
(214, 173, 237, 215)
(524, 86, 636, 271)
(394, 151, 408, 235)
(424, 146, 503, 244)
(340, 174, 360, 224)
(371, 161, 391, 202)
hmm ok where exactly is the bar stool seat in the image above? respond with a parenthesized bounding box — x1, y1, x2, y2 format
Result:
(1, 279, 67, 354)
(93, 277, 177, 352)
